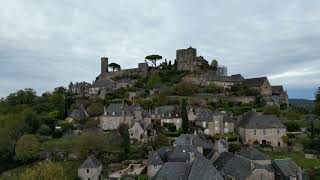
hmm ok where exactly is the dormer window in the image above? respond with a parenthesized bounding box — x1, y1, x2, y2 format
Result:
(112, 111, 116, 116)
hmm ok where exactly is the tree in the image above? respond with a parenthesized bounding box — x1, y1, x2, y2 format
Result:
(210, 59, 218, 70)
(229, 143, 240, 153)
(118, 123, 130, 154)
(311, 119, 315, 139)
(263, 105, 281, 117)
(108, 62, 121, 71)
(174, 82, 199, 96)
(152, 133, 169, 149)
(15, 134, 41, 163)
(37, 124, 51, 136)
(72, 132, 107, 159)
(315, 87, 320, 116)
(284, 122, 301, 132)
(173, 60, 177, 70)
(19, 161, 64, 180)
(86, 102, 104, 116)
(23, 110, 40, 133)
(181, 99, 189, 134)
(145, 55, 162, 67)
(6, 88, 37, 106)
(147, 73, 162, 88)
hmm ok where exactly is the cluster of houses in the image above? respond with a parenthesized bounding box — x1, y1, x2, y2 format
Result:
(77, 135, 303, 180)
(69, 46, 296, 179)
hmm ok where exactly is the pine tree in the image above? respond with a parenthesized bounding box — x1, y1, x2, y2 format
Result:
(181, 99, 189, 134)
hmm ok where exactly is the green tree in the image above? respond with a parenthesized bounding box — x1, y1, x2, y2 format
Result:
(86, 102, 104, 116)
(147, 73, 162, 88)
(19, 161, 64, 180)
(315, 87, 320, 116)
(118, 123, 130, 155)
(37, 124, 51, 136)
(15, 134, 41, 163)
(6, 88, 37, 106)
(108, 62, 121, 71)
(23, 110, 40, 133)
(181, 99, 189, 134)
(174, 82, 199, 96)
(229, 143, 240, 153)
(152, 133, 169, 149)
(311, 119, 315, 139)
(210, 59, 218, 70)
(72, 132, 108, 158)
(145, 54, 162, 67)
(263, 105, 281, 117)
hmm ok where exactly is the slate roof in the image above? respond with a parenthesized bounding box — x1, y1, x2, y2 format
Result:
(68, 107, 88, 120)
(105, 103, 133, 117)
(195, 108, 214, 122)
(130, 103, 143, 111)
(272, 86, 284, 95)
(221, 155, 252, 179)
(230, 74, 245, 81)
(173, 134, 213, 149)
(153, 162, 192, 180)
(272, 159, 300, 177)
(188, 155, 223, 180)
(155, 105, 178, 118)
(236, 148, 270, 161)
(148, 151, 165, 165)
(213, 152, 234, 171)
(243, 77, 268, 88)
(79, 155, 102, 169)
(238, 112, 286, 129)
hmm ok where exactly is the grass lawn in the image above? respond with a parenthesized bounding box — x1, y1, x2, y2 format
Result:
(264, 151, 320, 169)
(0, 161, 81, 180)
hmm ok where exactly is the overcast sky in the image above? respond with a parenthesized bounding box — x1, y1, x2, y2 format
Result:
(0, 0, 319, 99)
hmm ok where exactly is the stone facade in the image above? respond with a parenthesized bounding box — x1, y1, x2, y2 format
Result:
(238, 112, 287, 147)
(100, 103, 134, 130)
(129, 122, 146, 143)
(78, 155, 102, 180)
(176, 47, 208, 72)
(244, 77, 272, 96)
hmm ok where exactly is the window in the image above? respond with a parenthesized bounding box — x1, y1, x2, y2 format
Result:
(86, 169, 89, 173)
(112, 111, 116, 116)
(254, 129, 256, 135)
(278, 142, 281, 147)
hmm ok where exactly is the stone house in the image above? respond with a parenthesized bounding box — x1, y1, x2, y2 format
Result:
(243, 77, 272, 96)
(193, 108, 235, 136)
(128, 121, 146, 143)
(272, 85, 289, 107)
(100, 103, 134, 130)
(148, 145, 222, 179)
(272, 159, 303, 180)
(237, 112, 287, 147)
(154, 105, 182, 130)
(78, 155, 102, 180)
(66, 106, 89, 123)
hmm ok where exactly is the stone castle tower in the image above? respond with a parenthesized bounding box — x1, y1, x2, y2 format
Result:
(101, 57, 108, 75)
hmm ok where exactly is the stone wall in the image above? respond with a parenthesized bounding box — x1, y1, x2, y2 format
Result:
(78, 166, 102, 180)
(238, 127, 287, 147)
(100, 116, 134, 130)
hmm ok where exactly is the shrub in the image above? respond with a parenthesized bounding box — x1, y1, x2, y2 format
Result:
(37, 124, 51, 136)
(263, 105, 281, 117)
(15, 134, 41, 163)
(163, 123, 177, 132)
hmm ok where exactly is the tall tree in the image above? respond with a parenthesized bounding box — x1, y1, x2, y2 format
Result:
(108, 63, 121, 71)
(145, 55, 162, 67)
(210, 59, 218, 70)
(315, 87, 320, 116)
(181, 98, 189, 133)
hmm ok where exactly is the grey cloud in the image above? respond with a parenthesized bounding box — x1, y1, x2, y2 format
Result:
(0, 0, 320, 99)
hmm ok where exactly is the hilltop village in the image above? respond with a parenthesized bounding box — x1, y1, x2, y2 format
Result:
(1, 46, 319, 179)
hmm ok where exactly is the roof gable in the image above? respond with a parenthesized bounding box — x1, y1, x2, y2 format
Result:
(79, 155, 102, 169)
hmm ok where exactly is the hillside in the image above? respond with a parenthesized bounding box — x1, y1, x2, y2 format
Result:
(289, 98, 315, 109)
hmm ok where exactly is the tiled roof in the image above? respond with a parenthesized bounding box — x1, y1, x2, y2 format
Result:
(236, 148, 270, 161)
